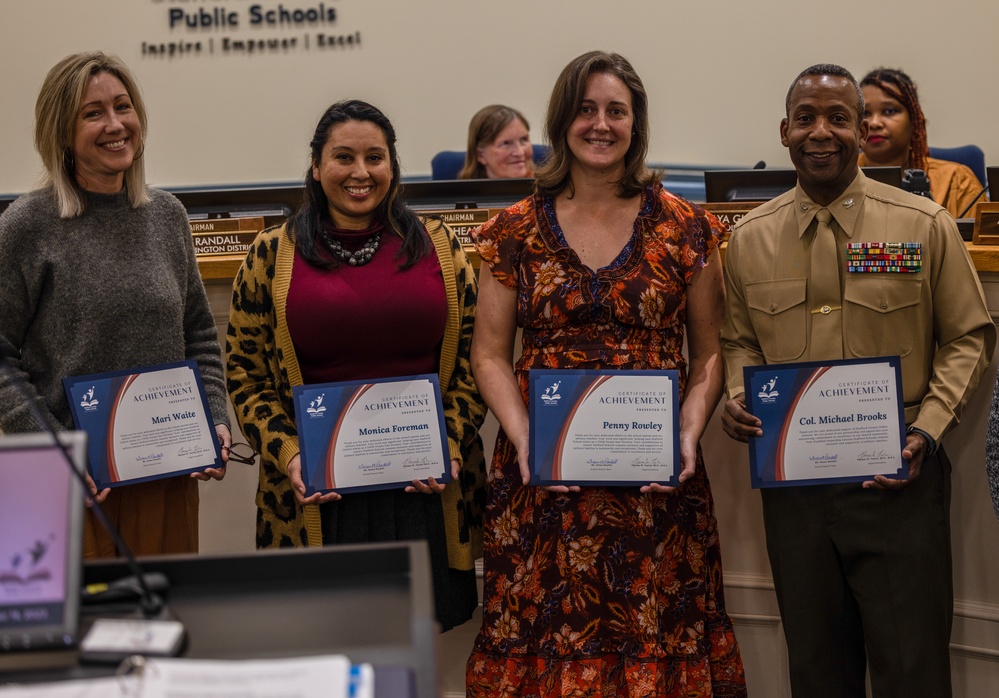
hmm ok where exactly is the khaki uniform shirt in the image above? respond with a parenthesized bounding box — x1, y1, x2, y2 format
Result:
(721, 171, 995, 443)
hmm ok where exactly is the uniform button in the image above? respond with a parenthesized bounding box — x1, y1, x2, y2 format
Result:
(770, 303, 777, 313)
(880, 299, 888, 310)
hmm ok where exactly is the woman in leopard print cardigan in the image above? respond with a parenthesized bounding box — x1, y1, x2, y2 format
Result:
(225, 100, 486, 630)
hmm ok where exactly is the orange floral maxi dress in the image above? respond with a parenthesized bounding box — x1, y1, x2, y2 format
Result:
(466, 183, 747, 697)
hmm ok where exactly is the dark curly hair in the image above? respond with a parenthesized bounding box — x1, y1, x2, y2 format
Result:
(287, 99, 430, 269)
(860, 68, 927, 171)
(535, 51, 658, 199)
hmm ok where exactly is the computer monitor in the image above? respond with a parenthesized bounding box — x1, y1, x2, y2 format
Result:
(704, 167, 904, 202)
(0, 431, 86, 651)
(399, 178, 534, 211)
(169, 184, 304, 216)
(987, 166, 998, 203)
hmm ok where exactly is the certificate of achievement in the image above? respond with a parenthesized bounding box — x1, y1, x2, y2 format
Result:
(293, 374, 450, 495)
(63, 361, 222, 489)
(744, 356, 907, 488)
(529, 369, 680, 487)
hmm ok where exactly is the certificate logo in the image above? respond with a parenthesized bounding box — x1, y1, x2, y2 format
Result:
(757, 377, 779, 404)
(305, 394, 327, 418)
(539, 380, 562, 406)
(79, 386, 100, 412)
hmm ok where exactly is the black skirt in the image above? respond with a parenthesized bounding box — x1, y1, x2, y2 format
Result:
(320, 489, 477, 632)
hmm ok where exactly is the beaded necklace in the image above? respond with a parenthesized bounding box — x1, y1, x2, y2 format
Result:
(318, 222, 382, 266)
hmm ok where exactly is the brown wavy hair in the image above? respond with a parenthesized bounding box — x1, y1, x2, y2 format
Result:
(535, 51, 656, 199)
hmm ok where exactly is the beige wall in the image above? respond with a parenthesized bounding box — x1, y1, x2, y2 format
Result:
(2, 0, 996, 194)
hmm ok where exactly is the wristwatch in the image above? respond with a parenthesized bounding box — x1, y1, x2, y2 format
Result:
(906, 425, 937, 456)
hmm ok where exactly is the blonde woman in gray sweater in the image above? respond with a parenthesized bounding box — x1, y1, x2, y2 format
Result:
(0, 51, 230, 558)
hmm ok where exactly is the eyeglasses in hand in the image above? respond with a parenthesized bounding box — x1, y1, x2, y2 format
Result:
(222, 442, 257, 465)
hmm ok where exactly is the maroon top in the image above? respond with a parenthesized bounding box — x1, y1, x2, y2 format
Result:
(286, 225, 446, 384)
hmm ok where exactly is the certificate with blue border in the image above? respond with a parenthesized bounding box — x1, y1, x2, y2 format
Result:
(63, 360, 222, 490)
(293, 374, 450, 495)
(529, 369, 680, 487)
(744, 356, 907, 488)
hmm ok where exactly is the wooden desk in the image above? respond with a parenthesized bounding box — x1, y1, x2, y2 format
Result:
(198, 255, 244, 281)
(966, 243, 999, 273)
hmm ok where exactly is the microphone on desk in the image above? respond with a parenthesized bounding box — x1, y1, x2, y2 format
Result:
(0, 345, 167, 619)
(902, 169, 933, 199)
(753, 160, 766, 169)
(957, 185, 990, 220)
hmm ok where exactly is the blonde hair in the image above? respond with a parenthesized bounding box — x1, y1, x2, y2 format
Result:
(458, 104, 532, 179)
(34, 51, 149, 218)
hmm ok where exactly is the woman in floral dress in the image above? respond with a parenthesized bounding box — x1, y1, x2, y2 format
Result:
(466, 51, 747, 697)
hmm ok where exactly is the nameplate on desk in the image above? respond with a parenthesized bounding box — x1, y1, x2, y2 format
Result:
(190, 217, 264, 257)
(972, 202, 999, 245)
(418, 208, 492, 247)
(701, 202, 764, 238)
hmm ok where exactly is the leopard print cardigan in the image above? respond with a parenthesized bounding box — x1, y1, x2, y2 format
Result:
(225, 218, 486, 570)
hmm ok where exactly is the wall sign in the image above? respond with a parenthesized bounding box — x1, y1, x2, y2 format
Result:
(144, 0, 361, 58)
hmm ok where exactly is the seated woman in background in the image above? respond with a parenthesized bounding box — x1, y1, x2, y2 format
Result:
(226, 99, 486, 632)
(458, 104, 534, 179)
(859, 67, 983, 218)
(0, 51, 231, 559)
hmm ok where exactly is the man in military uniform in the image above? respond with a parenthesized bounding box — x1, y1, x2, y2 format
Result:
(720, 63, 995, 698)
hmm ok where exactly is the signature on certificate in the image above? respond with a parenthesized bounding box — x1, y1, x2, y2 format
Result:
(402, 456, 431, 467)
(855, 449, 890, 462)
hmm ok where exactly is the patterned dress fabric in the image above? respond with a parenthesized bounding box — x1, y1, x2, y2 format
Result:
(467, 182, 747, 697)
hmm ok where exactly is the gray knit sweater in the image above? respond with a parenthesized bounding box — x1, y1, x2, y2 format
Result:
(0, 187, 229, 433)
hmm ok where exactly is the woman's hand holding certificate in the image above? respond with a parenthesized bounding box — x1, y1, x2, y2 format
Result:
(293, 374, 451, 496)
(63, 361, 224, 489)
(529, 369, 681, 487)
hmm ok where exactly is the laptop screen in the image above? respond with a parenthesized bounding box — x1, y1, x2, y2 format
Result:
(0, 432, 86, 651)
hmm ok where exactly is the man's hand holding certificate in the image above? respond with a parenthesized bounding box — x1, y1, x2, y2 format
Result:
(529, 369, 681, 487)
(293, 374, 450, 495)
(743, 357, 907, 488)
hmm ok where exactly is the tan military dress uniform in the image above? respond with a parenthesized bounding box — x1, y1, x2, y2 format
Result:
(721, 171, 995, 698)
